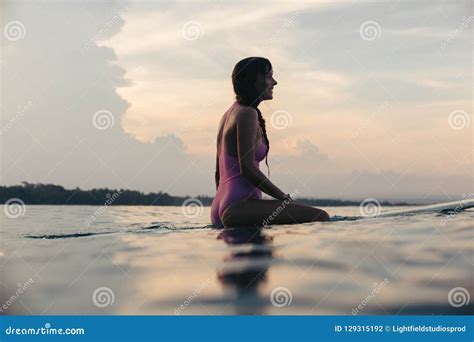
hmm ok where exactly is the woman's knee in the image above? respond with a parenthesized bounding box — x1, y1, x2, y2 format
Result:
(309, 207, 330, 222)
(293, 203, 330, 222)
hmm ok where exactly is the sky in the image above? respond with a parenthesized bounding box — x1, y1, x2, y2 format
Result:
(1, 0, 472, 202)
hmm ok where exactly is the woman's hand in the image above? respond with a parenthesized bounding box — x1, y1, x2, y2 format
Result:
(276, 191, 293, 202)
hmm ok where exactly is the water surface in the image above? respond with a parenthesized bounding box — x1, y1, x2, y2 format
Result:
(1, 205, 472, 315)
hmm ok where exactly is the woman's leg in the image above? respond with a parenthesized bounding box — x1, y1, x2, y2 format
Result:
(221, 198, 329, 227)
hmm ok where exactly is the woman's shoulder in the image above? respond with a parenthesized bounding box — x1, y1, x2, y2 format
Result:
(233, 103, 258, 122)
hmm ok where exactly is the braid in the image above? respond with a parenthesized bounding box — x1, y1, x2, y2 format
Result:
(256, 108, 270, 178)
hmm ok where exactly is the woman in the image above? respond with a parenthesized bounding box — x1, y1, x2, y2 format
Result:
(211, 57, 330, 228)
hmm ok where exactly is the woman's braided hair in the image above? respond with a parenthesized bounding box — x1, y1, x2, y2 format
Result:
(231, 57, 271, 177)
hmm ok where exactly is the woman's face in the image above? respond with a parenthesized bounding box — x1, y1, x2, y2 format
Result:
(255, 68, 278, 101)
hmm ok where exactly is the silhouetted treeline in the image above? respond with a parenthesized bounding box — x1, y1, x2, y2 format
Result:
(0, 182, 413, 206)
(0, 182, 211, 206)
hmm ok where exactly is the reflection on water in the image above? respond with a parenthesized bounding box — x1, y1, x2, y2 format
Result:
(217, 226, 273, 315)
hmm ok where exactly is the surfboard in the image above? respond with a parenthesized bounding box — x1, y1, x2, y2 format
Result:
(330, 199, 474, 221)
(375, 199, 474, 218)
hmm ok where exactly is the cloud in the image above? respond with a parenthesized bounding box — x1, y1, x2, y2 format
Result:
(107, 1, 331, 56)
(0, 1, 212, 196)
(1, 0, 471, 201)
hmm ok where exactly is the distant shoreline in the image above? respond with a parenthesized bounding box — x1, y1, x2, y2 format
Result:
(0, 182, 418, 207)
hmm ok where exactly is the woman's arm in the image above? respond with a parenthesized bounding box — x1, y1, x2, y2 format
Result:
(235, 107, 288, 201)
(214, 114, 227, 191)
(215, 154, 219, 190)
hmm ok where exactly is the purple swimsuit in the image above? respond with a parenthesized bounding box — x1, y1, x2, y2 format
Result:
(210, 111, 268, 228)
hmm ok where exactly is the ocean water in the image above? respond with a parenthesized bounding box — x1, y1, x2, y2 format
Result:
(1, 205, 472, 315)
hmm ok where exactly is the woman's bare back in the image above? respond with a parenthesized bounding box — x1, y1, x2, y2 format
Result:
(217, 103, 263, 159)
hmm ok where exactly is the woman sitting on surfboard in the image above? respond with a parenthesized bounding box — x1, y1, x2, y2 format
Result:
(211, 57, 329, 228)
